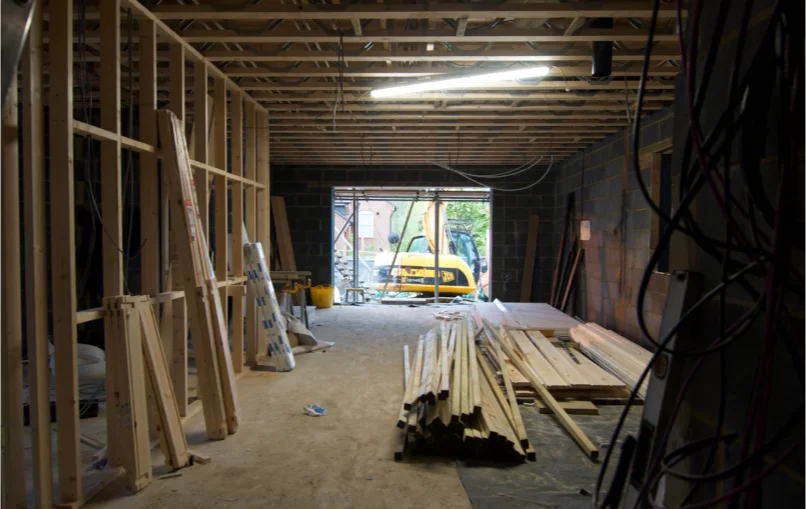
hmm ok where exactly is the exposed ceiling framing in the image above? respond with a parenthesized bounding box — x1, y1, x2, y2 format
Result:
(64, 0, 683, 165)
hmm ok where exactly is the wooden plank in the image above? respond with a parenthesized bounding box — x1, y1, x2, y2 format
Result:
(270, 196, 296, 271)
(551, 194, 573, 306)
(172, 290, 189, 416)
(466, 318, 482, 415)
(508, 330, 568, 389)
(244, 101, 258, 364)
(49, 0, 82, 501)
(417, 329, 438, 404)
(400, 337, 424, 416)
(151, 3, 685, 20)
(519, 215, 540, 302)
(213, 75, 230, 375)
(491, 341, 530, 450)
(193, 61, 210, 236)
(158, 109, 228, 440)
(100, 0, 125, 470)
(471, 302, 581, 331)
(395, 344, 411, 460)
(103, 297, 153, 492)
(527, 330, 591, 387)
(583, 323, 653, 365)
(231, 91, 244, 372)
(559, 247, 583, 312)
(438, 322, 451, 398)
(22, 5, 54, 504)
(485, 320, 598, 460)
(449, 322, 464, 422)
(536, 400, 599, 415)
(161, 42, 186, 394)
(564, 346, 625, 388)
(459, 319, 471, 418)
(2, 78, 27, 509)
(256, 110, 271, 256)
(139, 302, 190, 469)
(139, 18, 160, 301)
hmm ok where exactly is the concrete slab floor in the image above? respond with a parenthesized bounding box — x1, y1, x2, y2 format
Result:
(87, 305, 473, 509)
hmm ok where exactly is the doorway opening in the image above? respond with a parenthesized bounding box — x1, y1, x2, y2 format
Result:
(332, 187, 492, 304)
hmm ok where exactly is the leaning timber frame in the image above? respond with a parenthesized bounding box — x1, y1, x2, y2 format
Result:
(2, 0, 271, 506)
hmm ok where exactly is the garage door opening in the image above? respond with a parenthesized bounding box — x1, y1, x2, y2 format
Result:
(333, 187, 492, 304)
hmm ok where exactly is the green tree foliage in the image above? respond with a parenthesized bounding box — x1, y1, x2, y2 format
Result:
(446, 201, 490, 255)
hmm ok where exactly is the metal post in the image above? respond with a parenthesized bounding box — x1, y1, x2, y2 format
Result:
(434, 194, 440, 303)
(380, 197, 417, 301)
(352, 195, 359, 289)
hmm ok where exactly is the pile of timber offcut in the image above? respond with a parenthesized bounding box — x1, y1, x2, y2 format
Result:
(569, 323, 653, 399)
(394, 317, 534, 462)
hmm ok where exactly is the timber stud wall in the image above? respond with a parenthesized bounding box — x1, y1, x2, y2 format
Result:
(1, 0, 271, 506)
(271, 165, 556, 302)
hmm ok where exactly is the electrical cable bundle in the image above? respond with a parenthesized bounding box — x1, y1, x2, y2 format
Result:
(594, 0, 804, 508)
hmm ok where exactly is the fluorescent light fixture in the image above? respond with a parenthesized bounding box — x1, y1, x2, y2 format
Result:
(370, 66, 550, 98)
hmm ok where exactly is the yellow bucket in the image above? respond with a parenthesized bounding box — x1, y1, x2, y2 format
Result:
(310, 284, 334, 308)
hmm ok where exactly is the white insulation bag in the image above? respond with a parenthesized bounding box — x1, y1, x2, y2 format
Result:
(244, 242, 296, 371)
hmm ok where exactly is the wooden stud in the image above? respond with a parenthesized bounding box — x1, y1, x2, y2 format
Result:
(100, 0, 125, 471)
(2, 78, 27, 509)
(213, 75, 229, 369)
(231, 91, 245, 372)
(491, 341, 530, 451)
(161, 42, 186, 394)
(399, 337, 424, 421)
(256, 109, 271, 256)
(150, 3, 684, 21)
(520, 215, 540, 302)
(395, 344, 412, 460)
(49, 0, 82, 501)
(172, 279, 189, 416)
(244, 101, 258, 363)
(559, 247, 584, 312)
(459, 319, 471, 418)
(140, 18, 160, 301)
(193, 60, 210, 236)
(22, 3, 54, 504)
(466, 317, 482, 416)
(450, 320, 464, 423)
(270, 196, 296, 271)
(139, 302, 190, 469)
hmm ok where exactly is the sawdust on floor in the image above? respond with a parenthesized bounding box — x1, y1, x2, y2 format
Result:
(86, 305, 473, 509)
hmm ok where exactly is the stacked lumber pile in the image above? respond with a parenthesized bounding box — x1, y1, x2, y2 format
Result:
(395, 317, 534, 462)
(569, 323, 653, 398)
(103, 296, 190, 493)
(158, 109, 239, 440)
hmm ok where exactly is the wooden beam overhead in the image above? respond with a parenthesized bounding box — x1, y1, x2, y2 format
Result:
(201, 49, 681, 63)
(221, 64, 678, 78)
(149, 3, 684, 21)
(175, 28, 678, 44)
(238, 81, 676, 91)
(251, 91, 675, 102)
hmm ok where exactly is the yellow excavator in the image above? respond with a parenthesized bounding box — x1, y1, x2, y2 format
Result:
(372, 201, 486, 296)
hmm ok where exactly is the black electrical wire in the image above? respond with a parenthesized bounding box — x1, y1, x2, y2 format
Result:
(595, 0, 803, 506)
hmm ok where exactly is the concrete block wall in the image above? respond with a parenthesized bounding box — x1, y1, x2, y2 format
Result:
(270, 164, 556, 302)
(552, 107, 674, 346)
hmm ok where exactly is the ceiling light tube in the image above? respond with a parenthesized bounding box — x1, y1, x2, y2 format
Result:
(370, 66, 550, 98)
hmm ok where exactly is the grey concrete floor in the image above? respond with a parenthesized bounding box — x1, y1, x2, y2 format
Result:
(62, 304, 636, 509)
